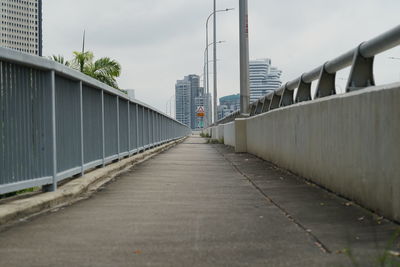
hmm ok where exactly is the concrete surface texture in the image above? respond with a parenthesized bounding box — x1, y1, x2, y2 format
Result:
(0, 136, 398, 266)
(245, 83, 400, 222)
(222, 121, 235, 147)
(0, 139, 183, 226)
(211, 83, 400, 222)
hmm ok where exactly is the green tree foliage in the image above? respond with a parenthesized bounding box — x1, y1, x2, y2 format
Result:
(48, 55, 71, 67)
(49, 51, 121, 89)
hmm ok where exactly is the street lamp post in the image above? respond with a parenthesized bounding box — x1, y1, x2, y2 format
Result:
(204, 6, 234, 123)
(203, 41, 225, 127)
(165, 95, 175, 117)
(239, 0, 250, 115)
(213, 0, 217, 123)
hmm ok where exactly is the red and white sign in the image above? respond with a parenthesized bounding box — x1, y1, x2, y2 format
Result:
(196, 106, 205, 117)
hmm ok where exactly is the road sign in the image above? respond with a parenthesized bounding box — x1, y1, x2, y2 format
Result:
(196, 106, 205, 117)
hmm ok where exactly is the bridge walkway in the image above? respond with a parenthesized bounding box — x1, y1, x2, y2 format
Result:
(0, 136, 398, 266)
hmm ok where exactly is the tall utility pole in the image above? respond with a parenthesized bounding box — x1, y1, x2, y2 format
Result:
(213, 0, 218, 122)
(239, 0, 250, 115)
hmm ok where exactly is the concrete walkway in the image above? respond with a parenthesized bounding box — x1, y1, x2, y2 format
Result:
(0, 136, 398, 266)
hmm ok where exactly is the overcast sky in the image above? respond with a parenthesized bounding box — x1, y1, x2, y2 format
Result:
(43, 0, 400, 113)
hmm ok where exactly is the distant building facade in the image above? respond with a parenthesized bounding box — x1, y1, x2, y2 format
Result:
(0, 0, 42, 56)
(249, 58, 282, 103)
(217, 94, 240, 120)
(175, 76, 192, 127)
(175, 74, 211, 129)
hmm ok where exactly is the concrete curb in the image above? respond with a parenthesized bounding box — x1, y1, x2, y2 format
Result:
(0, 138, 186, 226)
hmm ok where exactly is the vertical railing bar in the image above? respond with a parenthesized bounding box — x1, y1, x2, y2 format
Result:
(157, 113, 159, 144)
(117, 96, 120, 160)
(4, 63, 9, 185)
(11, 63, 16, 184)
(128, 101, 131, 156)
(39, 70, 46, 180)
(8, 63, 13, 184)
(101, 90, 105, 167)
(28, 68, 35, 180)
(148, 109, 150, 146)
(6, 62, 11, 185)
(15, 65, 20, 182)
(142, 107, 145, 149)
(48, 70, 57, 191)
(153, 111, 155, 146)
(16, 65, 23, 182)
(1, 62, 5, 183)
(15, 65, 21, 182)
(160, 115, 162, 143)
(149, 110, 152, 147)
(79, 81, 84, 175)
(34, 69, 39, 179)
(156, 113, 159, 144)
(136, 104, 139, 152)
(22, 67, 29, 181)
(0, 62, 3, 183)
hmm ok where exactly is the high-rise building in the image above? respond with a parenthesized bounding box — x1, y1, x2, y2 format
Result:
(217, 94, 240, 120)
(175, 74, 210, 129)
(175, 76, 191, 127)
(0, 0, 42, 56)
(249, 58, 282, 103)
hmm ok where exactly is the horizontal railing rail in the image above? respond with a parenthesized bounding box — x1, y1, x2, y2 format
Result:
(215, 24, 400, 124)
(0, 47, 191, 195)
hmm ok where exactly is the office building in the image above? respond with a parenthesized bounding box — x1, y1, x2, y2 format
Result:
(0, 0, 42, 56)
(175, 76, 192, 127)
(217, 94, 240, 120)
(249, 58, 282, 103)
(175, 74, 210, 129)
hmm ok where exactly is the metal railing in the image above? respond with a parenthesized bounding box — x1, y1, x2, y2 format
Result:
(216, 24, 400, 124)
(0, 48, 191, 194)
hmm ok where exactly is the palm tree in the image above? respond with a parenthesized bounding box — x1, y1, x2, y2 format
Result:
(72, 51, 121, 89)
(72, 51, 94, 72)
(83, 57, 121, 89)
(49, 55, 70, 67)
(48, 51, 122, 89)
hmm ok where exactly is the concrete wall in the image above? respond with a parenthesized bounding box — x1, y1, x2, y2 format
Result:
(223, 122, 235, 147)
(210, 124, 225, 141)
(244, 83, 400, 221)
(211, 126, 218, 140)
